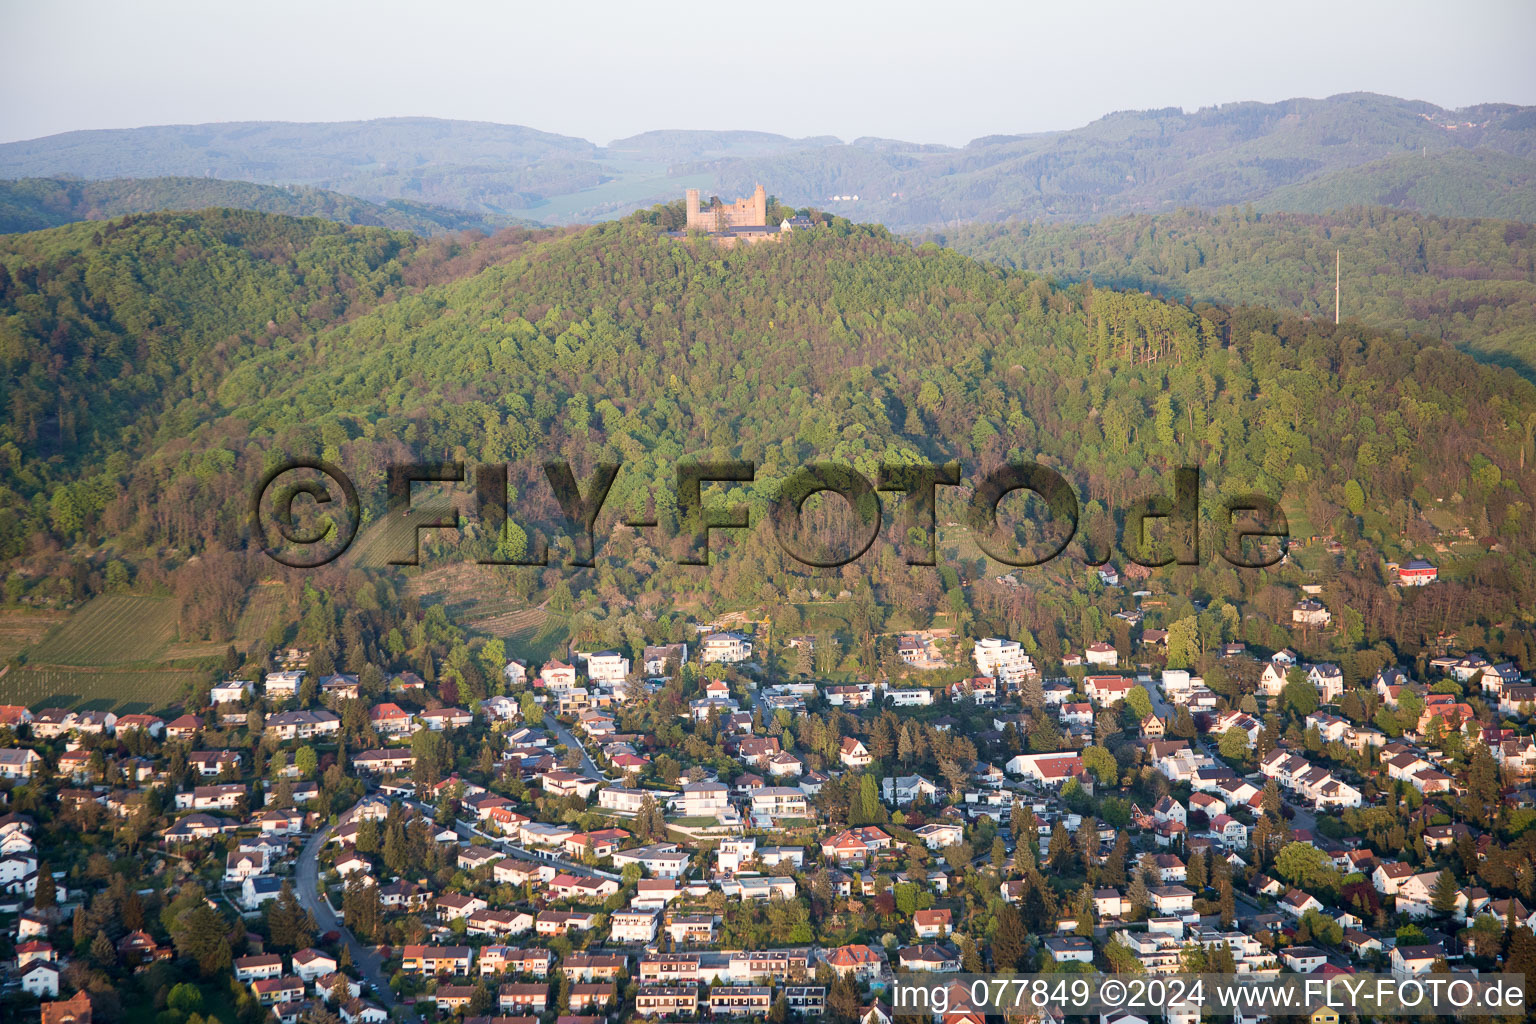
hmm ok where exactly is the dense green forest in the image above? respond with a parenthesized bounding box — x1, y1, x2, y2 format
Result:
(928, 207, 1536, 375)
(1259, 149, 1536, 222)
(4, 94, 1533, 227)
(0, 211, 564, 545)
(4, 204, 1536, 673)
(0, 177, 526, 236)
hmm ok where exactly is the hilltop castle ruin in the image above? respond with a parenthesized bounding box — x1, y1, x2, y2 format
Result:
(676, 185, 813, 247)
(686, 185, 767, 233)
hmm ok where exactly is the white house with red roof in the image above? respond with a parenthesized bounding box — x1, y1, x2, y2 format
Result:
(1085, 642, 1119, 667)
(114, 714, 164, 737)
(368, 703, 414, 736)
(164, 714, 201, 740)
(824, 944, 883, 980)
(839, 737, 873, 768)
(540, 661, 578, 688)
(1084, 675, 1135, 706)
(820, 827, 892, 863)
(1005, 752, 1085, 786)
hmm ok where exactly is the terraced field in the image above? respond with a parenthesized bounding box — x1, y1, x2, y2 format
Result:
(472, 604, 545, 636)
(402, 562, 570, 660)
(503, 608, 570, 663)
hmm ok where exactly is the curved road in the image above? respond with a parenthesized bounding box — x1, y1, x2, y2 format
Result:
(296, 822, 418, 1023)
(546, 717, 607, 780)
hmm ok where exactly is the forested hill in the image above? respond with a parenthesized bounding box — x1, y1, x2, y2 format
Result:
(1258, 149, 1536, 222)
(3, 94, 1533, 226)
(5, 206, 1536, 660)
(0, 210, 559, 517)
(0, 177, 524, 235)
(926, 207, 1536, 376)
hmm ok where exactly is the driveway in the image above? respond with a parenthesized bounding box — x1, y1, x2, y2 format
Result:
(1144, 675, 1175, 719)
(1283, 799, 1318, 833)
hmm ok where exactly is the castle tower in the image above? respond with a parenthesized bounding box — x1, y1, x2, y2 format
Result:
(751, 183, 766, 226)
(685, 188, 703, 231)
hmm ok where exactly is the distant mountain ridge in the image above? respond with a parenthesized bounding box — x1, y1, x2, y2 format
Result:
(0, 176, 526, 235)
(3, 94, 1533, 226)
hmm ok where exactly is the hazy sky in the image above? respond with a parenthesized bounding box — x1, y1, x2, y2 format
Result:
(3, 0, 1534, 147)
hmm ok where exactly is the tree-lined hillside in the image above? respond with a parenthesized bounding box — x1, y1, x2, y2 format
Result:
(0, 211, 564, 562)
(2, 206, 1534, 666)
(0, 117, 602, 216)
(929, 206, 1536, 374)
(1259, 149, 1536, 222)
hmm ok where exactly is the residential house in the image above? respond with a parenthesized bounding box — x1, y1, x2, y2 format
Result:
(1293, 601, 1331, 627)
(699, 633, 752, 664)
(913, 909, 952, 939)
(1084, 675, 1135, 706)
(401, 946, 474, 976)
(881, 775, 940, 806)
(839, 738, 873, 768)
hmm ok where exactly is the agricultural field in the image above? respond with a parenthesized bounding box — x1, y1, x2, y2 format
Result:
(0, 665, 202, 713)
(24, 594, 179, 666)
(233, 582, 288, 653)
(392, 555, 569, 660)
(470, 604, 544, 638)
(161, 637, 230, 661)
(503, 608, 570, 663)
(347, 493, 463, 569)
(0, 609, 68, 663)
(1, 594, 224, 711)
(403, 562, 498, 606)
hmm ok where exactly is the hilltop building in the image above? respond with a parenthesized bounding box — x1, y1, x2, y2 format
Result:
(687, 185, 767, 233)
(675, 186, 813, 247)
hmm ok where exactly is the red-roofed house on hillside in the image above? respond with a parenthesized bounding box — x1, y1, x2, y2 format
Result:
(825, 945, 883, 980)
(165, 714, 201, 740)
(114, 714, 164, 738)
(913, 909, 952, 939)
(1006, 752, 1086, 786)
(839, 737, 873, 768)
(41, 991, 93, 1024)
(1417, 696, 1475, 736)
(821, 827, 892, 863)
(1084, 676, 1136, 706)
(369, 703, 414, 736)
